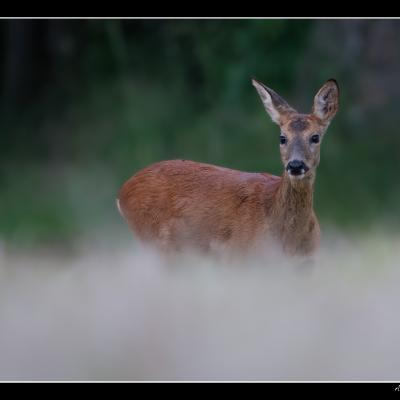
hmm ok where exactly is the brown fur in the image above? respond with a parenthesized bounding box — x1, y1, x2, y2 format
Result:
(118, 160, 319, 256)
(118, 79, 339, 257)
(289, 117, 310, 132)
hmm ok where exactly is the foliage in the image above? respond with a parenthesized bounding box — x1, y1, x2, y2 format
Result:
(1, 19, 399, 246)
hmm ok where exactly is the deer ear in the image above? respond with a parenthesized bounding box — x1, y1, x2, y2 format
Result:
(312, 79, 339, 124)
(252, 79, 296, 125)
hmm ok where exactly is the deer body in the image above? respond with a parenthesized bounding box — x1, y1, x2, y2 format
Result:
(118, 79, 339, 257)
(118, 159, 320, 256)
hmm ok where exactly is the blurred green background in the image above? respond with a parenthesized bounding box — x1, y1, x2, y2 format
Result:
(1, 19, 400, 248)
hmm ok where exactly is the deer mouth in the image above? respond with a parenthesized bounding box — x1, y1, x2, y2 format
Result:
(286, 161, 310, 178)
(288, 168, 307, 177)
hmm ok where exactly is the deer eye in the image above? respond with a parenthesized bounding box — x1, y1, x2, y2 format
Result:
(280, 135, 287, 145)
(310, 134, 320, 144)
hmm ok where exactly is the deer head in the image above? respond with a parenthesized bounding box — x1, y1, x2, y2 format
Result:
(252, 79, 339, 181)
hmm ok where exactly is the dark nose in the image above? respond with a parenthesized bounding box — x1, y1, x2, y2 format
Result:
(287, 160, 308, 175)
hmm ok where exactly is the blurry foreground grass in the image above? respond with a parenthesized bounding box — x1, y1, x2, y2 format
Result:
(0, 229, 399, 380)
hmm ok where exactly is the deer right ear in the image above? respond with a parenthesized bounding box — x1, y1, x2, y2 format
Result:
(252, 78, 296, 125)
(312, 79, 339, 125)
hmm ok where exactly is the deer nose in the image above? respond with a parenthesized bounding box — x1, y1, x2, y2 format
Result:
(287, 160, 308, 175)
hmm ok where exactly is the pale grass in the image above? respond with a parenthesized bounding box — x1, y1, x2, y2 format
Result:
(0, 230, 399, 381)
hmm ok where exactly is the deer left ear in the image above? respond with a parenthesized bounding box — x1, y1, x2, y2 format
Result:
(312, 79, 339, 125)
(252, 78, 296, 125)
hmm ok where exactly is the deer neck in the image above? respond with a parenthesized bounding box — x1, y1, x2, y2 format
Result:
(270, 171, 315, 238)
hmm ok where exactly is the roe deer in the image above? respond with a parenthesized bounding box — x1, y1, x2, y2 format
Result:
(118, 79, 339, 257)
